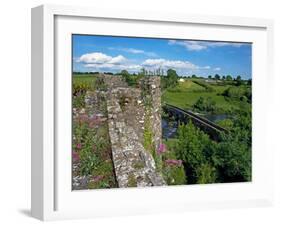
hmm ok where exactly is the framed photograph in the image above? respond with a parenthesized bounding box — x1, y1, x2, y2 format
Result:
(31, 4, 274, 221)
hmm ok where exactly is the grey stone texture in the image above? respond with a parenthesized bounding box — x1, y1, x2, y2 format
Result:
(103, 74, 166, 187)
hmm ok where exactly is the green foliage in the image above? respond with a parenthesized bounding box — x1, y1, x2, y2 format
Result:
(161, 73, 252, 185)
(119, 70, 145, 87)
(247, 79, 252, 85)
(226, 75, 233, 81)
(235, 75, 243, 86)
(176, 122, 212, 170)
(77, 125, 107, 176)
(162, 165, 186, 185)
(73, 81, 91, 95)
(143, 113, 154, 153)
(214, 74, 220, 80)
(143, 110, 164, 172)
(174, 117, 251, 184)
(88, 160, 116, 189)
(223, 86, 251, 103)
(73, 75, 97, 108)
(193, 96, 218, 113)
(216, 135, 251, 182)
(161, 69, 178, 89)
(79, 150, 100, 176)
(72, 74, 117, 189)
(217, 109, 252, 182)
(162, 141, 187, 185)
(217, 119, 234, 130)
(73, 93, 86, 109)
(196, 163, 217, 184)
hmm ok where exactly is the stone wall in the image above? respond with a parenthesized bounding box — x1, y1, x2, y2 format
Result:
(139, 76, 162, 152)
(103, 74, 166, 187)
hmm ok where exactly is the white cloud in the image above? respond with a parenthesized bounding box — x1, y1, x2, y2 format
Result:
(142, 58, 199, 70)
(77, 52, 217, 75)
(78, 52, 126, 65)
(78, 52, 140, 72)
(108, 47, 157, 57)
(214, 67, 221, 71)
(168, 40, 244, 51)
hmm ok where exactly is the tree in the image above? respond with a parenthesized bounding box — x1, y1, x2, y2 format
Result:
(192, 74, 197, 78)
(214, 74, 220, 80)
(120, 70, 136, 86)
(175, 122, 218, 184)
(222, 75, 226, 80)
(139, 68, 147, 76)
(166, 69, 178, 87)
(217, 134, 251, 182)
(236, 75, 242, 86)
(226, 75, 232, 81)
(208, 75, 212, 79)
(247, 78, 252, 85)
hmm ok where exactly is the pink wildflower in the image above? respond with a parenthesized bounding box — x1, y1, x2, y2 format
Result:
(165, 159, 183, 166)
(72, 151, 80, 162)
(78, 113, 89, 123)
(76, 143, 82, 149)
(92, 175, 104, 182)
(88, 116, 102, 128)
(157, 143, 166, 154)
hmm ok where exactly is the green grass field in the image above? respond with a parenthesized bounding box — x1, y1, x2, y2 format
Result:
(73, 74, 97, 91)
(162, 78, 249, 113)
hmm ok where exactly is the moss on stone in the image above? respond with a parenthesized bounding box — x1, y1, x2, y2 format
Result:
(133, 161, 145, 170)
(127, 174, 137, 187)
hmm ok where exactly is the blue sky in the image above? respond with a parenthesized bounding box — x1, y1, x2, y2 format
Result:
(73, 34, 252, 79)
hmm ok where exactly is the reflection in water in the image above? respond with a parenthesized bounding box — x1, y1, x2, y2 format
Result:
(162, 118, 178, 139)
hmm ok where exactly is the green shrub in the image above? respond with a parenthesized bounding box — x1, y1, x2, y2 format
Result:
(217, 119, 234, 130)
(161, 143, 187, 185)
(163, 165, 186, 185)
(222, 86, 251, 103)
(196, 163, 217, 184)
(193, 96, 217, 113)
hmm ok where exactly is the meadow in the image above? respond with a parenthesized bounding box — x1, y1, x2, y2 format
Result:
(162, 78, 251, 114)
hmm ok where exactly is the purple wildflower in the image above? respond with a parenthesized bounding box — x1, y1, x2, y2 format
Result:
(76, 143, 82, 149)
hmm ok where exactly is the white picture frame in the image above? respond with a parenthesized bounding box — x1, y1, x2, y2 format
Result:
(31, 4, 274, 221)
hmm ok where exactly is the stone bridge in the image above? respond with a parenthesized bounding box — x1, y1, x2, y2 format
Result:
(163, 103, 228, 141)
